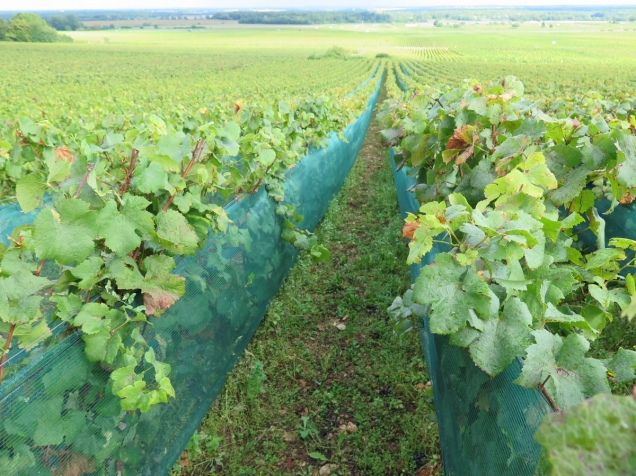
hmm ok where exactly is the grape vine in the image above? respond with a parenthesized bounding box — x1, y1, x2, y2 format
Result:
(381, 75, 636, 472)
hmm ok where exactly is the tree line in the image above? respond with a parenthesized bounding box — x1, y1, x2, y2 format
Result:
(0, 13, 75, 42)
(211, 11, 391, 25)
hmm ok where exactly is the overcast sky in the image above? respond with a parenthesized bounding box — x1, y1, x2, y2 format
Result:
(1, 0, 636, 12)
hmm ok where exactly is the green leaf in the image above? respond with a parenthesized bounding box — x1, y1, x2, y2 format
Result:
(585, 248, 624, 270)
(73, 302, 109, 335)
(525, 152, 558, 190)
(97, 200, 141, 257)
(412, 253, 491, 334)
(514, 330, 609, 408)
(535, 394, 636, 476)
(157, 131, 190, 165)
(615, 133, 636, 187)
(12, 319, 52, 350)
(16, 175, 46, 213)
(308, 452, 328, 462)
(33, 201, 97, 265)
(544, 304, 584, 324)
(46, 156, 72, 183)
(121, 193, 155, 235)
(155, 209, 200, 255)
(606, 348, 636, 383)
(70, 256, 105, 290)
(141, 255, 185, 316)
(548, 166, 591, 207)
(23, 397, 85, 447)
(495, 259, 532, 292)
(51, 294, 83, 321)
(310, 245, 330, 262)
(42, 350, 89, 395)
(134, 161, 169, 194)
(469, 297, 533, 377)
(224, 121, 241, 141)
(0, 271, 51, 324)
(257, 149, 276, 167)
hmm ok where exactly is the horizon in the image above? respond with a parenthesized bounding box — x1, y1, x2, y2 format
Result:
(2, 1, 636, 13)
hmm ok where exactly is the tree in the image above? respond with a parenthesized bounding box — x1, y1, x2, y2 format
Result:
(47, 14, 81, 31)
(0, 18, 7, 40)
(6, 13, 67, 42)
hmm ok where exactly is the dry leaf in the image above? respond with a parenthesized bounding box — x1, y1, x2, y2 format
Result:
(319, 464, 338, 475)
(54, 454, 95, 476)
(144, 290, 180, 316)
(446, 125, 471, 151)
(345, 422, 358, 433)
(417, 462, 443, 476)
(403, 221, 419, 239)
(54, 146, 75, 163)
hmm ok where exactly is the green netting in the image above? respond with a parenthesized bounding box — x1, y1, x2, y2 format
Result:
(574, 198, 636, 274)
(389, 149, 553, 476)
(0, 81, 380, 476)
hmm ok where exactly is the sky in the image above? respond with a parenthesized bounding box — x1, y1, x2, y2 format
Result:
(1, 0, 636, 12)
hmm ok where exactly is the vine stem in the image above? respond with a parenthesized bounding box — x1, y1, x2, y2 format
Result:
(35, 260, 45, 277)
(572, 226, 591, 236)
(110, 320, 131, 336)
(162, 139, 206, 212)
(250, 160, 277, 194)
(0, 324, 17, 386)
(120, 148, 139, 195)
(74, 163, 94, 199)
(538, 375, 559, 412)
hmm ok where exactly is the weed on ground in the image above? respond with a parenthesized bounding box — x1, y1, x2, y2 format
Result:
(172, 94, 442, 476)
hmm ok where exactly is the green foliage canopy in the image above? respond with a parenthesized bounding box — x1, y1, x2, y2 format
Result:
(4, 13, 71, 43)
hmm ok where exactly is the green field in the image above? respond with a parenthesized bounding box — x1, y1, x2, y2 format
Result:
(1, 19, 636, 476)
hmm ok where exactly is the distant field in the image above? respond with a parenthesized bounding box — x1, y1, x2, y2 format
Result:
(63, 23, 636, 96)
(82, 18, 240, 28)
(3, 22, 636, 122)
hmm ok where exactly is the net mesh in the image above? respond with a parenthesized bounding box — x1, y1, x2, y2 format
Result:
(390, 149, 553, 476)
(0, 83, 380, 475)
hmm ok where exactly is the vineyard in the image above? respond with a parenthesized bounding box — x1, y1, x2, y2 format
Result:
(0, 20, 635, 476)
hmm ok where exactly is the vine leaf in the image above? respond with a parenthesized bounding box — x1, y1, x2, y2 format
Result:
(469, 297, 533, 377)
(413, 253, 491, 334)
(535, 393, 636, 475)
(11, 320, 52, 350)
(134, 162, 169, 194)
(514, 330, 609, 408)
(0, 271, 51, 324)
(154, 209, 200, 255)
(121, 193, 155, 235)
(33, 199, 98, 265)
(17, 397, 85, 446)
(70, 256, 105, 290)
(97, 201, 142, 257)
(108, 255, 185, 317)
(141, 255, 185, 316)
(606, 348, 636, 383)
(110, 347, 175, 412)
(16, 175, 46, 213)
(615, 133, 636, 188)
(547, 166, 590, 206)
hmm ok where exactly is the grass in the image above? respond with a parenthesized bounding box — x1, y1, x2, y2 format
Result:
(171, 92, 442, 476)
